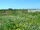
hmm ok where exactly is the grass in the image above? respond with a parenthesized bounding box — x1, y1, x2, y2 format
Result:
(0, 10, 40, 30)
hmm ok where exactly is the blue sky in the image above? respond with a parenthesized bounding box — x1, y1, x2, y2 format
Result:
(0, 0, 40, 9)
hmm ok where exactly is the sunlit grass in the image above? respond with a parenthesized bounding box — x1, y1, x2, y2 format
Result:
(0, 12, 40, 30)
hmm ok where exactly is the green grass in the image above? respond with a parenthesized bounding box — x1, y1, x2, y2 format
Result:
(0, 11, 40, 30)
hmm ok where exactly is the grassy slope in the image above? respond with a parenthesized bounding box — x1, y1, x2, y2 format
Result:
(0, 10, 40, 30)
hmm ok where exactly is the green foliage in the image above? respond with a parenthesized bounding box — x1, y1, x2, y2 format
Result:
(0, 10, 40, 30)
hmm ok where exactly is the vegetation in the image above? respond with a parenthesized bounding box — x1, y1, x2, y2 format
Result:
(0, 9, 40, 30)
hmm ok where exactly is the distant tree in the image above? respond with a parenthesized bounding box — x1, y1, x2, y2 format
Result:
(8, 8, 13, 10)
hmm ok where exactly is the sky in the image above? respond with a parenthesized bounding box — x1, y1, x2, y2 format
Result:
(0, 0, 40, 9)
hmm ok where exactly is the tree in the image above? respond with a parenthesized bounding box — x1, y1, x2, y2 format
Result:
(8, 8, 13, 10)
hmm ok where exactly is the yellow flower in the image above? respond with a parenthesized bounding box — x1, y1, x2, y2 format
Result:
(22, 24, 26, 27)
(16, 24, 19, 27)
(16, 28, 21, 30)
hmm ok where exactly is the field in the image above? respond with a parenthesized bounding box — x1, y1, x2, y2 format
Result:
(0, 10, 40, 30)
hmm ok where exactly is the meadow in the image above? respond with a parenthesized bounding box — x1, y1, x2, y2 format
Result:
(0, 9, 40, 30)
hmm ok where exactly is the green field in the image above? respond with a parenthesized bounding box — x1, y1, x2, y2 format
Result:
(0, 10, 40, 30)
